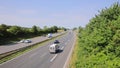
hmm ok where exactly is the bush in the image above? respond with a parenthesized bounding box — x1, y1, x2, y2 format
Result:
(72, 2, 120, 68)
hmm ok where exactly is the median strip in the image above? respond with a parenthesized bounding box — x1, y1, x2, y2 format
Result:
(0, 32, 66, 64)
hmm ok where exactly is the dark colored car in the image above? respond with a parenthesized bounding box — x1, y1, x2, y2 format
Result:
(54, 40, 60, 44)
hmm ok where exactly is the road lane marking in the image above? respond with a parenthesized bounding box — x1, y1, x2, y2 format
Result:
(61, 46, 64, 50)
(63, 34, 76, 68)
(65, 40, 70, 45)
(50, 54, 58, 62)
(29, 52, 48, 59)
(68, 40, 70, 42)
(65, 42, 67, 45)
(0, 33, 66, 65)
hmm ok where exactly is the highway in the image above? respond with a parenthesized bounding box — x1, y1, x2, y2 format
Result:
(0, 32, 64, 54)
(0, 31, 76, 68)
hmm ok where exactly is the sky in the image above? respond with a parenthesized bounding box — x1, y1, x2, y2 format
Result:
(0, 0, 120, 28)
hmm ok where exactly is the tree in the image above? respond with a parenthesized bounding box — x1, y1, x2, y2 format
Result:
(50, 26, 58, 33)
(0, 24, 9, 37)
(74, 2, 120, 67)
(31, 25, 38, 35)
(7, 26, 22, 36)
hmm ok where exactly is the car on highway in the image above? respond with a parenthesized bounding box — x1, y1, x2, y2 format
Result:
(19, 39, 32, 43)
(24, 39, 32, 43)
(19, 39, 25, 43)
(54, 40, 60, 44)
(47, 33, 52, 38)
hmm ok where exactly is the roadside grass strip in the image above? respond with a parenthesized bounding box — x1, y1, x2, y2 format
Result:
(69, 31, 78, 68)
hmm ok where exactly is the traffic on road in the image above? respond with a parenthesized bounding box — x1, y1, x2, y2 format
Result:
(0, 31, 76, 68)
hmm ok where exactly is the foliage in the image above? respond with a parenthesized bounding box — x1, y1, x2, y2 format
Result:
(0, 24, 9, 38)
(7, 26, 22, 36)
(30, 25, 39, 35)
(0, 24, 64, 45)
(71, 2, 120, 68)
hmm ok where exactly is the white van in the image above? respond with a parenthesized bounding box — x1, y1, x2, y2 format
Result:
(49, 44, 59, 54)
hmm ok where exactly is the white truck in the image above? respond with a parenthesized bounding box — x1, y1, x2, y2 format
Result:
(49, 44, 59, 54)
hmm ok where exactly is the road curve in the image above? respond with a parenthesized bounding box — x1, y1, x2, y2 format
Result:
(0, 31, 76, 68)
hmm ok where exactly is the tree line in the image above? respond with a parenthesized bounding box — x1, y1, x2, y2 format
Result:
(0, 24, 66, 45)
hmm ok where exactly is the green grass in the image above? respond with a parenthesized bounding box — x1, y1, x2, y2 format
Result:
(69, 34, 79, 68)
(0, 33, 66, 64)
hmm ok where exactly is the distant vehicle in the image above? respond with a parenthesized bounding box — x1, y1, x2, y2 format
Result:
(19, 39, 25, 43)
(24, 39, 32, 43)
(19, 39, 32, 43)
(47, 33, 52, 38)
(54, 40, 60, 44)
(49, 44, 59, 54)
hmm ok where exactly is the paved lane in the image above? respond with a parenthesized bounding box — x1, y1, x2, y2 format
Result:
(0, 31, 76, 68)
(0, 32, 65, 54)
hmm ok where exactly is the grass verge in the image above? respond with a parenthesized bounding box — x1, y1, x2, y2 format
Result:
(0, 32, 66, 64)
(69, 31, 79, 68)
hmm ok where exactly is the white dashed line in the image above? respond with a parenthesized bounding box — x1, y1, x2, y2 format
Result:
(50, 54, 58, 62)
(65, 42, 67, 45)
(68, 40, 70, 42)
(61, 46, 64, 50)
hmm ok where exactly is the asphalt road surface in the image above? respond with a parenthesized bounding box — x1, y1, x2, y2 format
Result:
(0, 31, 76, 68)
(0, 32, 65, 54)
